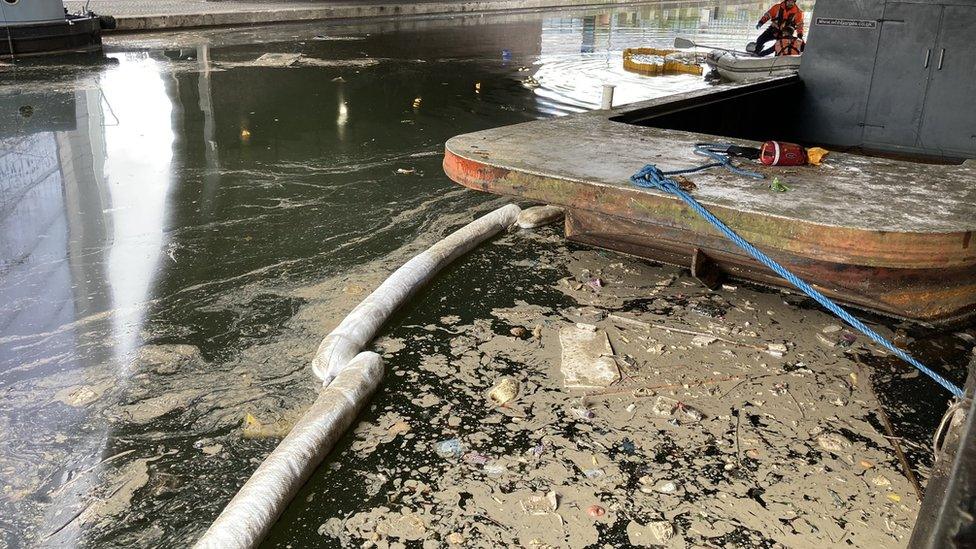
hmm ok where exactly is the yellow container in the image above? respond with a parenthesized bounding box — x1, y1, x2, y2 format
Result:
(622, 47, 703, 76)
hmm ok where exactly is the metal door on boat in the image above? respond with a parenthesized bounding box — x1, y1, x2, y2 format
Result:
(917, 6, 976, 157)
(862, 2, 942, 148)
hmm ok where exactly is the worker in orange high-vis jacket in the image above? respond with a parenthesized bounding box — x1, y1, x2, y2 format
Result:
(774, 27, 805, 56)
(752, 0, 805, 57)
(759, 25, 805, 56)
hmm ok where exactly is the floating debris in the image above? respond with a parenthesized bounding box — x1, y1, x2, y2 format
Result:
(520, 491, 559, 515)
(558, 324, 620, 388)
(691, 335, 718, 347)
(674, 175, 697, 191)
(585, 504, 606, 518)
(252, 52, 300, 67)
(463, 452, 489, 465)
(627, 520, 675, 545)
(872, 475, 892, 488)
(220, 53, 381, 69)
(572, 407, 595, 420)
(242, 413, 293, 439)
(676, 402, 704, 421)
(807, 147, 830, 165)
(434, 438, 464, 459)
(655, 481, 677, 494)
(770, 177, 790, 192)
(312, 34, 365, 41)
(766, 342, 788, 357)
(652, 396, 679, 417)
(817, 432, 852, 453)
(487, 378, 520, 406)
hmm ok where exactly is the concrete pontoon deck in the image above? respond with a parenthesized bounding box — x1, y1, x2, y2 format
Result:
(444, 77, 976, 324)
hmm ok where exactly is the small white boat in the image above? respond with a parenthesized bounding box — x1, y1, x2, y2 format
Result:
(705, 50, 801, 82)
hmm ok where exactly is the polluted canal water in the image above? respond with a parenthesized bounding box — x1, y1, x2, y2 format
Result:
(0, 3, 972, 548)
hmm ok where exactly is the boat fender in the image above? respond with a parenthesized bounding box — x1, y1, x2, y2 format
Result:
(760, 141, 807, 166)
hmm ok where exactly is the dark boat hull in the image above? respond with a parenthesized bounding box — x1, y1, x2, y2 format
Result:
(0, 16, 105, 57)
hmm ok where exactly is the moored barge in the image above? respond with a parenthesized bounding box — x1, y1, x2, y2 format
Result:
(0, 0, 115, 58)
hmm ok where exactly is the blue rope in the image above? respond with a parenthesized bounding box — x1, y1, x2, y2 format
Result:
(630, 148, 964, 398)
(668, 143, 767, 180)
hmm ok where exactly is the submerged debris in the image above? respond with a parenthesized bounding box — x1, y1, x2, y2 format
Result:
(242, 413, 293, 439)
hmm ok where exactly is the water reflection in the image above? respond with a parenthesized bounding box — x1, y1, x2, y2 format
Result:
(530, 3, 772, 111)
(197, 44, 222, 221)
(336, 85, 349, 140)
(101, 53, 175, 372)
(0, 53, 176, 546)
(0, 87, 107, 547)
(0, 89, 110, 365)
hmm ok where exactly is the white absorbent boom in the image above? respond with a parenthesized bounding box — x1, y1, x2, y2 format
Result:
(194, 204, 520, 548)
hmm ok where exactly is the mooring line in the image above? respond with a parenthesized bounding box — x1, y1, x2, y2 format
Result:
(630, 152, 963, 398)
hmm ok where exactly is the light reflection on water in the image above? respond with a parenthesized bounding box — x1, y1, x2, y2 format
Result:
(532, 8, 754, 111)
(0, 3, 808, 546)
(101, 53, 176, 372)
(1, 53, 177, 547)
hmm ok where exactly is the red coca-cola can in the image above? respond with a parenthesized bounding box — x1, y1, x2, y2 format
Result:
(760, 141, 807, 166)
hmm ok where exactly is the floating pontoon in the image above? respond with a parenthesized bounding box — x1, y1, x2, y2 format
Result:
(445, 76, 976, 324)
(444, 0, 976, 326)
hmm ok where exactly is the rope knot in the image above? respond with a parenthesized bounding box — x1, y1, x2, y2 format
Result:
(630, 164, 674, 192)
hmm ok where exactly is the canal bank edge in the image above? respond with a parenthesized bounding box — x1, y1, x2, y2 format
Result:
(86, 0, 666, 32)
